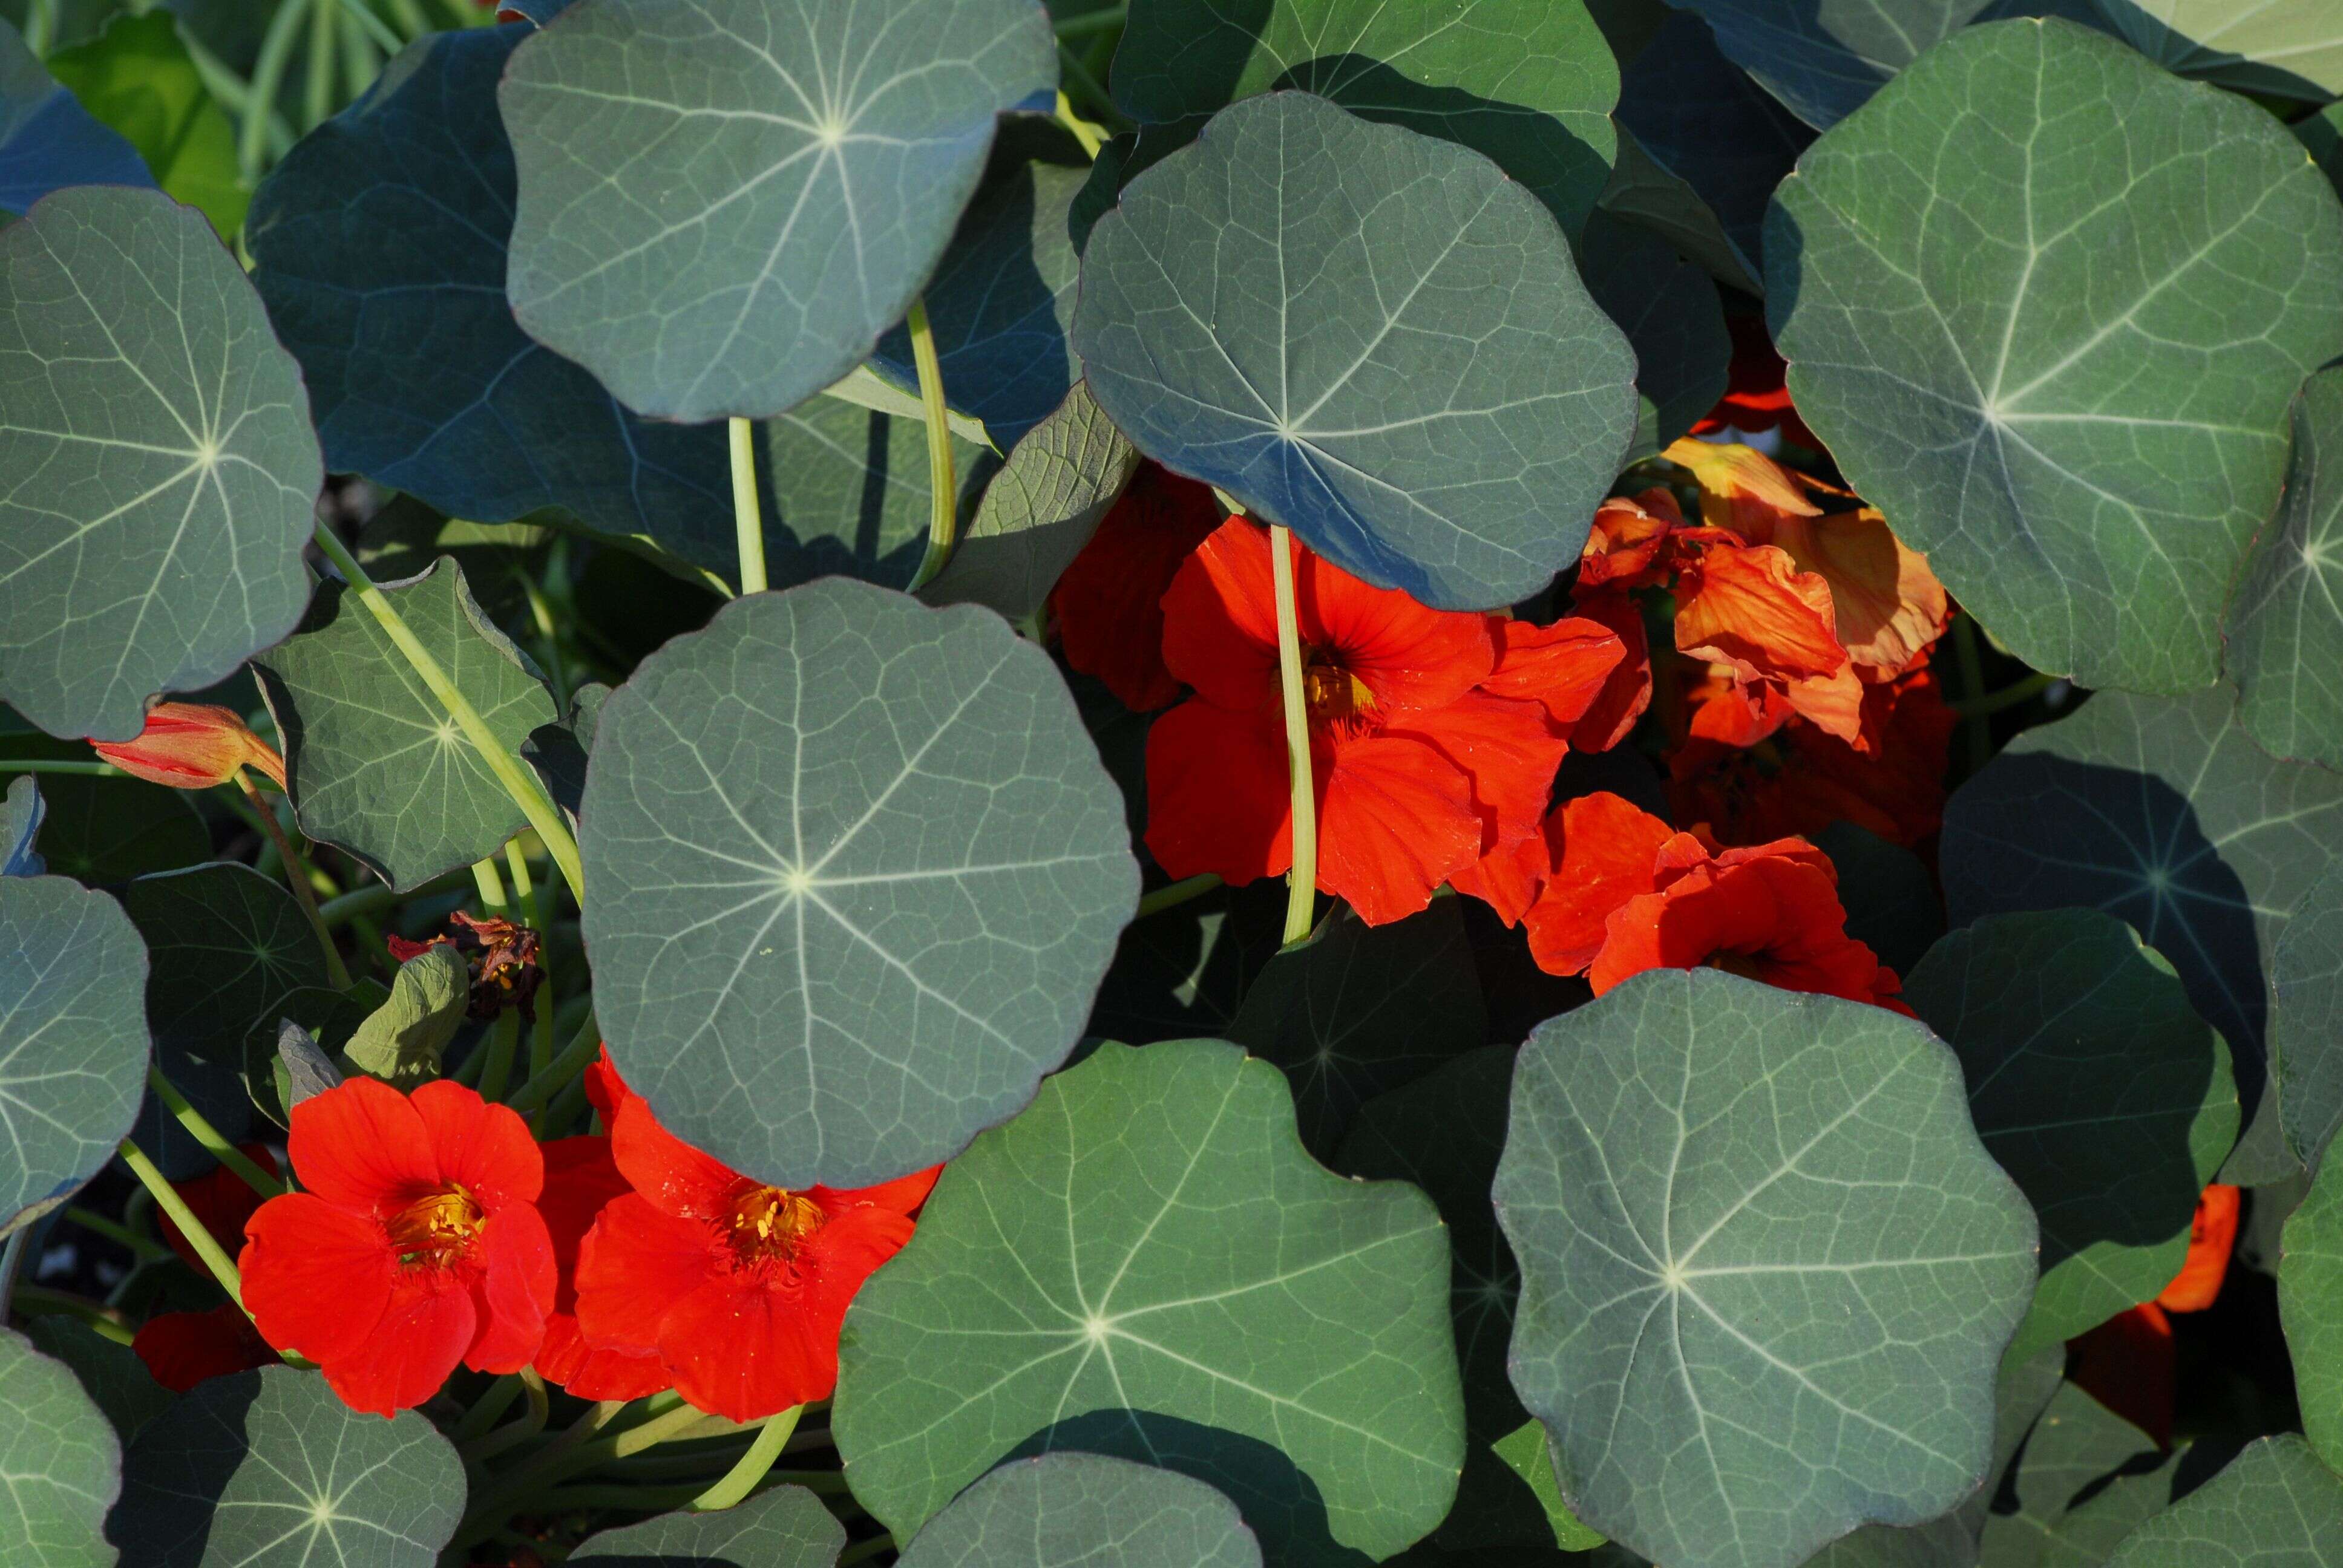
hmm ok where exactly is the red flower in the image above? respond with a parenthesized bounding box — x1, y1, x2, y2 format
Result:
(238, 1077, 555, 1417)
(1689, 312, 1821, 451)
(1051, 463, 1227, 711)
(2155, 1184, 2241, 1313)
(90, 701, 286, 790)
(2069, 1304, 2175, 1448)
(1146, 520, 1622, 927)
(1515, 792, 1680, 973)
(133, 1304, 276, 1393)
(532, 1134, 671, 1402)
(572, 1065, 940, 1423)
(159, 1143, 278, 1272)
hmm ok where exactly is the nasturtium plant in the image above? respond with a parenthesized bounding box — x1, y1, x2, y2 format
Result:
(10, 1, 2343, 1563)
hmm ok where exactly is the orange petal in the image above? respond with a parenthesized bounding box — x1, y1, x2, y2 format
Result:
(1766, 508, 1948, 678)
(1663, 437, 1823, 544)
(1520, 794, 1676, 977)
(2155, 1184, 2240, 1313)
(1674, 541, 1847, 682)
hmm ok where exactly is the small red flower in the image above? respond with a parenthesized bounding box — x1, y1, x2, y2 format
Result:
(1689, 313, 1821, 451)
(1051, 463, 1227, 711)
(158, 1143, 278, 1272)
(2069, 1303, 2175, 1447)
(2155, 1184, 2241, 1313)
(133, 1305, 275, 1392)
(572, 1063, 939, 1423)
(1146, 520, 1622, 927)
(532, 1134, 672, 1402)
(238, 1077, 555, 1417)
(90, 701, 286, 791)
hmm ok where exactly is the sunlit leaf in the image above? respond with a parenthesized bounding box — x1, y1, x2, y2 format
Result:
(499, 0, 1057, 422)
(2091, 0, 2343, 100)
(2274, 860, 2343, 1171)
(2281, 1151, 2343, 1476)
(1075, 90, 1636, 612)
(341, 946, 467, 1089)
(2225, 366, 2343, 769)
(47, 12, 244, 236)
(108, 1366, 463, 1567)
(896, 1455, 1262, 1568)
(567, 1484, 845, 1567)
(1768, 18, 2343, 694)
(834, 1039, 1465, 1566)
(0, 874, 148, 1236)
(580, 579, 1137, 1189)
(0, 1328, 120, 1568)
(0, 185, 318, 741)
(0, 14, 149, 215)
(1905, 910, 2236, 1362)
(1495, 969, 2038, 1568)
(2099, 1436, 2343, 1567)
(256, 557, 557, 892)
(1941, 686, 2343, 1185)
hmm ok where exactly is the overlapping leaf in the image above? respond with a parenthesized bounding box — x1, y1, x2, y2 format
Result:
(2099, 1436, 2343, 1567)
(0, 1328, 120, 1568)
(1075, 90, 1636, 611)
(579, 579, 1138, 1189)
(757, 396, 988, 593)
(2281, 1152, 2343, 1475)
(2092, 0, 2343, 100)
(47, 13, 244, 235)
(1, 874, 149, 1236)
(833, 1039, 1464, 1566)
(2274, 861, 2343, 1171)
(1768, 18, 2343, 694)
(568, 1485, 845, 1566)
(18, 773, 206, 886)
(1974, 1382, 2175, 1568)
(1905, 910, 2236, 1362)
(1112, 0, 1619, 237)
(896, 1455, 1262, 1568)
(2, 773, 41, 875)
(1941, 687, 2343, 1185)
(1581, 211, 1730, 465)
(1815, 823, 1942, 978)
(2226, 367, 2343, 769)
(0, 14, 149, 214)
(0, 185, 318, 741)
(257, 558, 557, 891)
(1495, 970, 2039, 1568)
(500, 0, 1058, 422)
(109, 1367, 463, 1567)
(22, 1318, 171, 1448)
(1657, 0, 2006, 129)
(342, 946, 467, 1088)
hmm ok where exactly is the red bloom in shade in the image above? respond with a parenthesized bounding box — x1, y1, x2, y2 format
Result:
(1147, 520, 1623, 927)
(2155, 1184, 2241, 1313)
(1051, 463, 1227, 711)
(90, 701, 286, 790)
(2069, 1304, 2175, 1447)
(159, 1143, 278, 1271)
(532, 1119, 670, 1401)
(1689, 312, 1821, 451)
(133, 1304, 275, 1393)
(238, 1077, 555, 1417)
(572, 1065, 940, 1423)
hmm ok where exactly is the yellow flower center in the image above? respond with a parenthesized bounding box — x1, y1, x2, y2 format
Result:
(1302, 650, 1375, 731)
(726, 1184, 825, 1263)
(385, 1187, 483, 1269)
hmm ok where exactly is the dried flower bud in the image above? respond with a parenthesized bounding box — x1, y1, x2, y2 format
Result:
(90, 702, 286, 791)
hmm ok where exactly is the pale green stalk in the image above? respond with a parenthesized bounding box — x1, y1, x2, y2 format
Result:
(1268, 526, 1317, 945)
(904, 296, 960, 590)
(730, 417, 768, 595)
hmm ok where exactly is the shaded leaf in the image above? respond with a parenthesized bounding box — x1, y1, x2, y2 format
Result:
(580, 579, 1137, 1189)
(1580, 210, 1730, 465)
(2099, 1436, 2343, 1567)
(1495, 969, 2038, 1568)
(2225, 366, 2343, 769)
(1940, 686, 2343, 1185)
(109, 1365, 462, 1567)
(897, 1455, 1262, 1568)
(1085, 880, 1286, 1046)
(0, 13, 149, 215)
(522, 679, 608, 831)
(499, 0, 1057, 422)
(1074, 90, 1636, 612)
(1905, 910, 2237, 1363)
(1, 874, 148, 1236)
(1112, 0, 1619, 238)
(47, 12, 243, 235)
(1976, 1383, 2173, 1568)
(568, 1483, 845, 1567)
(834, 1039, 1465, 1567)
(1488, 1423, 1608, 1552)
(341, 946, 467, 1088)
(755, 395, 990, 594)
(0, 1327, 121, 1567)
(272, 1018, 339, 1109)
(1656, 0, 2002, 129)
(2091, 0, 2343, 100)
(2275, 860, 2343, 1171)
(2280, 1150, 2343, 1476)
(1599, 132, 1760, 299)
(1, 772, 41, 875)
(0, 185, 318, 741)
(1767, 18, 2343, 694)
(21, 1318, 170, 1448)
(1814, 822, 1942, 979)
(255, 557, 557, 892)
(27, 774, 207, 886)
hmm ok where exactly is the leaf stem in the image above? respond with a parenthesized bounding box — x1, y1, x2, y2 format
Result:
(1053, 90, 1104, 158)
(693, 1405, 801, 1511)
(22, 0, 56, 55)
(904, 295, 960, 592)
(0, 1231, 24, 1322)
(457, 1373, 526, 1444)
(1136, 873, 1221, 920)
(117, 1137, 253, 1318)
(1268, 526, 1317, 946)
(239, 771, 352, 990)
(62, 1205, 167, 1262)
(477, 1013, 523, 1105)
(320, 867, 467, 929)
(729, 417, 769, 596)
(0, 759, 120, 777)
(9, 1286, 134, 1343)
(506, 1008, 599, 1119)
(148, 1066, 285, 1198)
(454, 1398, 710, 1550)
(1055, 44, 1127, 131)
(1054, 4, 1125, 38)
(310, 524, 585, 901)
(241, 0, 308, 180)
(1953, 614, 1991, 773)
(304, 0, 338, 131)
(1949, 670, 2057, 720)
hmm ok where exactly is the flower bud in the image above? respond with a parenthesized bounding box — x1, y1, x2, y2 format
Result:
(90, 702, 286, 791)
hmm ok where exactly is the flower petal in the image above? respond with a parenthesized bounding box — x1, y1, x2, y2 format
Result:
(1053, 465, 1227, 712)
(1142, 698, 1294, 887)
(1767, 508, 1947, 679)
(537, 1136, 633, 1312)
(239, 1192, 393, 1367)
(609, 1091, 746, 1223)
(321, 1275, 477, 1417)
(1158, 518, 1283, 711)
(657, 1272, 835, 1423)
(410, 1079, 543, 1207)
(1562, 590, 1653, 753)
(159, 1145, 278, 1274)
(1293, 547, 1495, 715)
(132, 1306, 275, 1394)
(1481, 617, 1625, 730)
(535, 1313, 673, 1402)
(574, 1194, 719, 1357)
(1674, 540, 1847, 684)
(813, 1165, 940, 1221)
(286, 1076, 439, 1217)
(1521, 793, 1676, 976)
(1315, 733, 1483, 926)
(465, 1201, 557, 1374)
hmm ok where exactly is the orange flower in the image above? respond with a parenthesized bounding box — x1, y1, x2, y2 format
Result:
(1671, 539, 1864, 745)
(2069, 1304, 2175, 1448)
(90, 701, 285, 791)
(2155, 1184, 2241, 1313)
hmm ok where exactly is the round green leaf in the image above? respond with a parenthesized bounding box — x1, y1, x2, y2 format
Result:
(0, 1328, 121, 1567)
(1111, 0, 1619, 238)
(1657, 0, 2002, 129)
(2281, 1152, 2343, 1477)
(1579, 210, 1729, 466)
(499, 0, 1057, 422)
(2226, 366, 2343, 769)
(1906, 910, 2237, 1364)
(0, 184, 320, 741)
(1073, 90, 1637, 612)
(21, 1318, 171, 1448)
(109, 1366, 463, 1567)
(1, 874, 148, 1236)
(568, 1484, 845, 1567)
(2100, 1436, 2343, 1567)
(26, 775, 206, 885)
(580, 578, 1138, 1189)
(1766, 18, 2343, 694)
(897, 1455, 1262, 1568)
(1976, 1382, 2172, 1568)
(2275, 860, 2343, 1170)
(1494, 969, 2039, 1568)
(0, 14, 152, 215)
(1941, 686, 2343, 1186)
(833, 1039, 1464, 1566)
(2092, 0, 2343, 100)
(256, 557, 557, 892)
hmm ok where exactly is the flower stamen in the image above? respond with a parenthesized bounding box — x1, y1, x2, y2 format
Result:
(385, 1187, 483, 1269)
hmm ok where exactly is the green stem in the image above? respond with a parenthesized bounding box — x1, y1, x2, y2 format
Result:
(0, 759, 120, 777)
(0, 1232, 24, 1322)
(118, 1138, 251, 1316)
(839, 1535, 897, 1567)
(241, 0, 308, 180)
(506, 1008, 599, 1117)
(8, 1286, 135, 1343)
(454, 1399, 710, 1550)
(381, 0, 431, 40)
(729, 417, 769, 596)
(457, 1374, 526, 1445)
(473, 854, 509, 912)
(1053, 90, 1104, 158)
(22, 0, 56, 56)
(304, 0, 339, 130)
(1950, 670, 2058, 720)
(693, 1405, 801, 1511)
(148, 1067, 284, 1198)
(312, 524, 585, 901)
(336, 0, 402, 57)
(1054, 4, 1125, 38)
(1136, 873, 1220, 920)
(505, 843, 557, 1087)
(904, 295, 960, 591)
(64, 1206, 167, 1263)
(1953, 615, 1991, 773)
(1267, 526, 1317, 946)
(477, 1013, 523, 1105)
(519, 573, 572, 712)
(1055, 43, 1128, 131)
(321, 868, 467, 929)
(240, 773, 352, 990)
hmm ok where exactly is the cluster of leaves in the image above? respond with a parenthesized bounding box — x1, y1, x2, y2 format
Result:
(4, 1, 2343, 1567)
